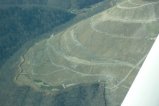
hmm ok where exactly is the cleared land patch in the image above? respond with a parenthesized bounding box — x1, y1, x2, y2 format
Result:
(15, 0, 159, 105)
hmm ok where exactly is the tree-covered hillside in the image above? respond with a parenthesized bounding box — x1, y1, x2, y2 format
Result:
(0, 7, 75, 67)
(0, 0, 104, 9)
(0, 0, 109, 67)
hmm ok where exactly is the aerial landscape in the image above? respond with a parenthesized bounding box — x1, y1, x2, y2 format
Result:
(0, 0, 159, 106)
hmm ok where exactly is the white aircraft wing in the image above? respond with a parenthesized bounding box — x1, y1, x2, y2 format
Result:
(121, 34, 159, 106)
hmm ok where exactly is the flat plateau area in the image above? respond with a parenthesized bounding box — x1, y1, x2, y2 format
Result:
(16, 0, 159, 105)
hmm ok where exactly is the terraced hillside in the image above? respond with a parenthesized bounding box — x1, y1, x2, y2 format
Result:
(15, 0, 159, 105)
(0, 0, 113, 68)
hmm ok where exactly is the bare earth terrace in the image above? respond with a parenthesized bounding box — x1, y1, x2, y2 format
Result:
(15, 0, 159, 105)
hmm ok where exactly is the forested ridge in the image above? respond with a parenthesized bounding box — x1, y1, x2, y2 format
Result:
(0, 7, 75, 67)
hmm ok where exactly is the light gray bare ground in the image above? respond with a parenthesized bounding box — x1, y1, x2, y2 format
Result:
(15, 0, 159, 105)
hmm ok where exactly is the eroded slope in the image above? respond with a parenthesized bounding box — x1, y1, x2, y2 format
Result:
(15, 0, 159, 105)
